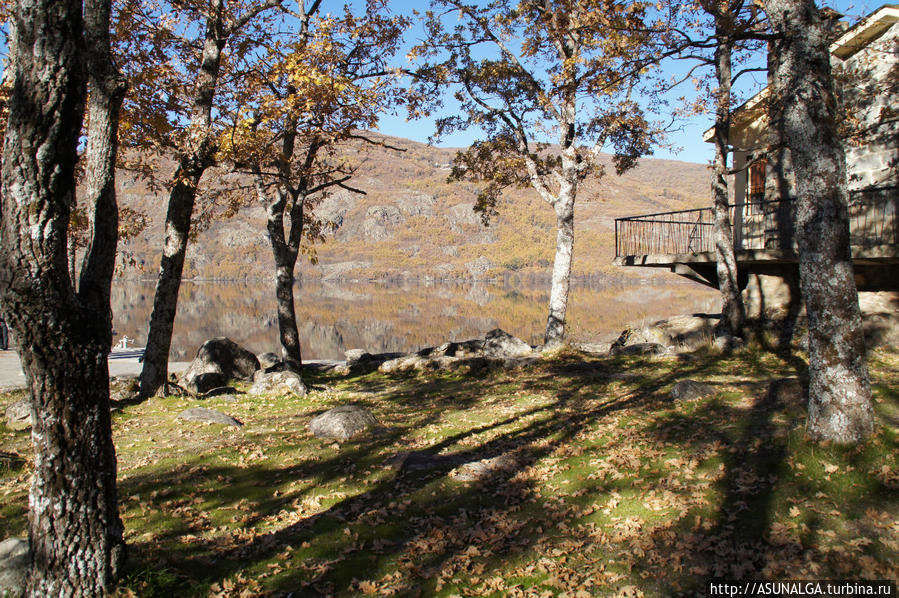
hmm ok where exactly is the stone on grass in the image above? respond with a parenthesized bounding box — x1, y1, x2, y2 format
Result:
(0, 537, 29, 597)
(450, 454, 519, 482)
(249, 370, 306, 397)
(179, 337, 260, 394)
(110, 377, 140, 402)
(177, 407, 242, 428)
(670, 380, 715, 401)
(384, 451, 452, 473)
(309, 406, 377, 441)
(5, 400, 30, 431)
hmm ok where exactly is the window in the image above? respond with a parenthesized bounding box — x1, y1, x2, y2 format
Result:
(748, 157, 767, 214)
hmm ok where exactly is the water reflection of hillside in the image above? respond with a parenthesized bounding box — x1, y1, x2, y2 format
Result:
(111, 279, 719, 360)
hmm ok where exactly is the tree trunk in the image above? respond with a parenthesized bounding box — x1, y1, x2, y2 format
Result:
(711, 31, 745, 337)
(765, 0, 874, 444)
(263, 184, 303, 371)
(544, 193, 575, 346)
(0, 0, 126, 593)
(139, 4, 226, 398)
(138, 167, 202, 397)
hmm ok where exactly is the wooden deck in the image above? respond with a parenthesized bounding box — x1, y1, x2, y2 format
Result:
(614, 187, 899, 291)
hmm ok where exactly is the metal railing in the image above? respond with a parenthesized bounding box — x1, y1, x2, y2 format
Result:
(615, 186, 898, 257)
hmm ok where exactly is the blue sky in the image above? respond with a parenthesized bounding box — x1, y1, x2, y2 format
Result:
(372, 0, 885, 165)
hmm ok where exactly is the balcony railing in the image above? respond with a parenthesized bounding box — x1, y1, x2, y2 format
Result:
(615, 186, 898, 258)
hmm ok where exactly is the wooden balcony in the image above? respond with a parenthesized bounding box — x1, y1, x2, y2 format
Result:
(613, 186, 899, 291)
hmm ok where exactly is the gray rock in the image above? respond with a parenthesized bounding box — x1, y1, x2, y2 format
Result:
(481, 328, 533, 358)
(395, 193, 436, 217)
(379, 355, 432, 374)
(363, 205, 404, 240)
(574, 342, 613, 354)
(450, 454, 519, 482)
(344, 351, 404, 374)
(465, 256, 493, 279)
(610, 342, 667, 356)
(309, 406, 377, 441)
(384, 451, 456, 473)
(180, 337, 260, 394)
(344, 349, 370, 367)
(249, 370, 306, 397)
(177, 407, 242, 428)
(379, 330, 535, 375)
(257, 352, 281, 370)
(110, 377, 140, 402)
(0, 537, 29, 597)
(4, 400, 30, 431)
(670, 380, 716, 401)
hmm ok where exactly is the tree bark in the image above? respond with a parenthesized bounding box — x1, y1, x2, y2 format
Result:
(711, 28, 746, 337)
(262, 183, 303, 371)
(544, 192, 575, 346)
(138, 166, 203, 396)
(0, 0, 126, 593)
(765, 0, 874, 444)
(139, 3, 226, 398)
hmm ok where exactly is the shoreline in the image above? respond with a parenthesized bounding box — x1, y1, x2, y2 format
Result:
(0, 351, 191, 392)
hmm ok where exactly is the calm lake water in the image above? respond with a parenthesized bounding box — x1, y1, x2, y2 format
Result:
(111, 277, 720, 361)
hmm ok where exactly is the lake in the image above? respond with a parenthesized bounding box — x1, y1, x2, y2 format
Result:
(111, 277, 720, 361)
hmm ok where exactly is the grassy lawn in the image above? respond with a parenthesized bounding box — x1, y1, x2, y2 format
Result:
(1, 343, 897, 597)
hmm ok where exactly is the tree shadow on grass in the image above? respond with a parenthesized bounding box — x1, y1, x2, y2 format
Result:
(118, 350, 693, 595)
(629, 361, 898, 596)
(119, 346, 809, 596)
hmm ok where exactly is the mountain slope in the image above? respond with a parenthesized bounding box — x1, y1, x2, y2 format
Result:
(115, 133, 712, 282)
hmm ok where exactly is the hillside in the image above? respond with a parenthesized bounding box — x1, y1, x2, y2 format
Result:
(115, 133, 712, 282)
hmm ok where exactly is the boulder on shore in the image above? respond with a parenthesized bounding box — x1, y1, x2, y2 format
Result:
(309, 406, 377, 441)
(376, 328, 536, 375)
(249, 370, 306, 397)
(256, 352, 281, 370)
(177, 407, 242, 428)
(179, 337, 259, 394)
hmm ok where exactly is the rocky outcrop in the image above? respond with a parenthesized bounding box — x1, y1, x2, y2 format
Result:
(362, 205, 404, 241)
(177, 407, 242, 428)
(609, 315, 721, 357)
(249, 370, 307, 397)
(395, 193, 436, 217)
(465, 256, 494, 279)
(179, 337, 260, 395)
(318, 261, 372, 281)
(309, 406, 377, 441)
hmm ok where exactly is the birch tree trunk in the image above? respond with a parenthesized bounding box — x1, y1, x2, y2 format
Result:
(544, 191, 575, 346)
(765, 0, 874, 444)
(0, 0, 126, 593)
(711, 31, 745, 337)
(139, 5, 226, 398)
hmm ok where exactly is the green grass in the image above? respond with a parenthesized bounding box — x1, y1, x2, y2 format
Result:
(1, 344, 897, 597)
